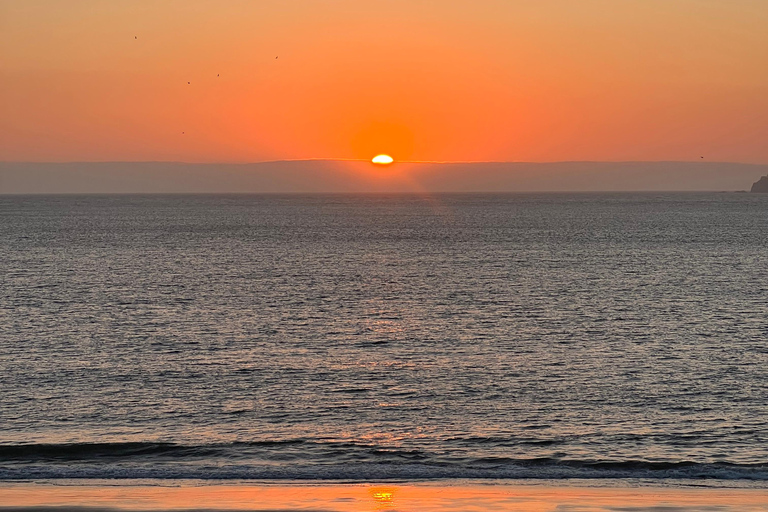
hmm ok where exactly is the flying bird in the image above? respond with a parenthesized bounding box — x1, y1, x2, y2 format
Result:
(134, 36, 137, 39)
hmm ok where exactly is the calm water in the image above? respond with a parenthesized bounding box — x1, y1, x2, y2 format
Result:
(1, 193, 767, 484)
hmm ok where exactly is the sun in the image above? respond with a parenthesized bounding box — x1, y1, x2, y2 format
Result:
(371, 154, 394, 165)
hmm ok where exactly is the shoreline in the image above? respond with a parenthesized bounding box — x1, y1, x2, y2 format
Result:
(1, 481, 767, 512)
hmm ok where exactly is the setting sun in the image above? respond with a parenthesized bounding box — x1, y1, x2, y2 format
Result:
(372, 155, 394, 165)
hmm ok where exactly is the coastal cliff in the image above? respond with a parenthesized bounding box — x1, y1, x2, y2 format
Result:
(751, 175, 768, 193)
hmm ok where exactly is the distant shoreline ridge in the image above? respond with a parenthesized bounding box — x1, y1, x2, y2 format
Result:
(2, 158, 766, 165)
(2, 160, 767, 194)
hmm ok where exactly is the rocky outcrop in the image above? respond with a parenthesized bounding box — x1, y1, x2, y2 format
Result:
(751, 175, 768, 193)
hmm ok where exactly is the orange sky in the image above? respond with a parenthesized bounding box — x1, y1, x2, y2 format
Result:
(2, 0, 767, 163)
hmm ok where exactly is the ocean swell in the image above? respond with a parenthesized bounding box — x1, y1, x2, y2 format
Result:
(0, 442, 766, 482)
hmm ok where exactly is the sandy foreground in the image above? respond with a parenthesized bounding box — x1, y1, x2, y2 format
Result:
(0, 482, 767, 512)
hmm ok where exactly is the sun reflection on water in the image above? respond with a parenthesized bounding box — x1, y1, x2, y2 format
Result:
(370, 487, 396, 508)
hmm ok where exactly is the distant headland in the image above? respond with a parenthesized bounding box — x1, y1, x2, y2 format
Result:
(751, 175, 768, 193)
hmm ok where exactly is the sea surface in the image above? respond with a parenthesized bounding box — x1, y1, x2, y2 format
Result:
(1, 193, 767, 485)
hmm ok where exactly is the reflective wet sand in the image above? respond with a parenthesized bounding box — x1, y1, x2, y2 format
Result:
(1, 483, 766, 512)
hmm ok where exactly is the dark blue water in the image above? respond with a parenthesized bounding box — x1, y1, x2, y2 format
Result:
(1, 193, 767, 484)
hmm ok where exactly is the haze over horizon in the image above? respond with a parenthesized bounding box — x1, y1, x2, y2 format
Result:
(2, 160, 765, 194)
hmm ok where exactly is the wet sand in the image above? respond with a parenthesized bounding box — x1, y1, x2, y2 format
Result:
(1, 482, 766, 512)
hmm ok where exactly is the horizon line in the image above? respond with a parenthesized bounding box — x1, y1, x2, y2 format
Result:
(3, 159, 767, 166)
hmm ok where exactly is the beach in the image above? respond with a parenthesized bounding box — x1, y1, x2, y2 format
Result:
(1, 482, 767, 511)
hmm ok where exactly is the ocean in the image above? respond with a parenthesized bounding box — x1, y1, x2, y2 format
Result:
(1, 193, 767, 485)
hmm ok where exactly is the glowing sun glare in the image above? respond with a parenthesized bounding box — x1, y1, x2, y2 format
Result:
(372, 154, 394, 165)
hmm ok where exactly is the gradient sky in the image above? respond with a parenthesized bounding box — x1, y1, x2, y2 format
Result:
(2, 0, 767, 163)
